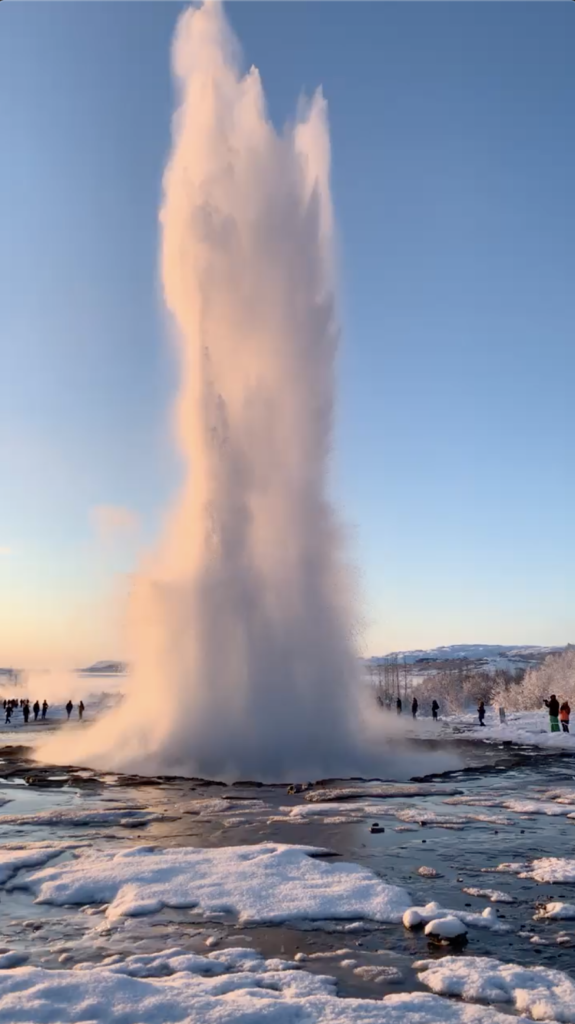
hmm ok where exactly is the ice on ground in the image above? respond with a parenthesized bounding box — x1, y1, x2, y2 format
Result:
(444, 795, 575, 817)
(304, 784, 463, 803)
(541, 789, 575, 805)
(500, 799, 575, 817)
(418, 866, 441, 878)
(403, 902, 508, 934)
(416, 955, 575, 1022)
(496, 858, 575, 884)
(424, 916, 467, 939)
(0, 807, 165, 829)
(462, 889, 515, 904)
(269, 802, 398, 825)
(23, 842, 412, 925)
(0, 953, 536, 1024)
(0, 952, 27, 969)
(534, 903, 575, 920)
(0, 842, 78, 885)
(393, 808, 512, 827)
(353, 965, 404, 983)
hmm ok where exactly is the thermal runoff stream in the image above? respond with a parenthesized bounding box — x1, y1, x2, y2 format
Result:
(41, 1, 374, 781)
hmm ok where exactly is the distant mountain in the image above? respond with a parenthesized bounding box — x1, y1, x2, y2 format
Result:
(365, 644, 567, 676)
(78, 661, 127, 675)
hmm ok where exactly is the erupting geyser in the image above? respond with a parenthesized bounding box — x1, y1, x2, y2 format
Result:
(40, 0, 366, 781)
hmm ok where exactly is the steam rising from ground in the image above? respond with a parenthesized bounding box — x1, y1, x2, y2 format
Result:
(38, 3, 455, 783)
(40, 2, 362, 781)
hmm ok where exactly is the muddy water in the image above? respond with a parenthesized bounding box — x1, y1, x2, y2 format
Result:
(0, 741, 574, 999)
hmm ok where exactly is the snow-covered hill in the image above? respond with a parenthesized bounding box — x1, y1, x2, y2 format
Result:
(366, 644, 568, 676)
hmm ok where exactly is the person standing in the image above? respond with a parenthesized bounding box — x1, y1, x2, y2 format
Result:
(478, 701, 486, 727)
(41, 700, 48, 720)
(33, 700, 40, 722)
(78, 700, 85, 721)
(431, 699, 439, 721)
(411, 697, 418, 719)
(544, 695, 560, 733)
(396, 697, 402, 715)
(22, 702, 30, 724)
(559, 701, 570, 734)
(65, 700, 73, 720)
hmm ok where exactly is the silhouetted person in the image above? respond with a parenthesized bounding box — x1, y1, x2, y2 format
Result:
(41, 700, 48, 720)
(431, 699, 439, 721)
(33, 701, 40, 721)
(65, 700, 73, 720)
(23, 703, 30, 724)
(411, 697, 418, 719)
(544, 695, 560, 733)
(478, 701, 486, 727)
(396, 697, 402, 715)
(559, 701, 570, 734)
(78, 701, 85, 721)
(5, 706, 12, 725)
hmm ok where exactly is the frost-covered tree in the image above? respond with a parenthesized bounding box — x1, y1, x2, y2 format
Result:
(491, 649, 575, 711)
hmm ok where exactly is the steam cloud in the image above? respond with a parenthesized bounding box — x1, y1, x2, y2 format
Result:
(39, 2, 380, 781)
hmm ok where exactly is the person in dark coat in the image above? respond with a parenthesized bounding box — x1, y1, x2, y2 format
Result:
(4, 705, 12, 725)
(23, 702, 30, 724)
(41, 700, 48, 720)
(396, 697, 402, 715)
(78, 700, 85, 721)
(411, 697, 418, 719)
(65, 700, 73, 720)
(478, 701, 486, 727)
(33, 700, 40, 721)
(431, 699, 439, 721)
(544, 694, 560, 733)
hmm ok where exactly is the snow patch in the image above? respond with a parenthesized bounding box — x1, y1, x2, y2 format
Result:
(23, 842, 412, 925)
(403, 902, 508, 934)
(0, 952, 537, 1024)
(416, 955, 575, 1022)
(424, 916, 467, 939)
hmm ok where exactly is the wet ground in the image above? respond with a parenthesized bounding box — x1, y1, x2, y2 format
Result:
(0, 738, 574, 1002)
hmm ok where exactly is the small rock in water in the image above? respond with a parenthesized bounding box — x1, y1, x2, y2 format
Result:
(418, 866, 440, 878)
(370, 824, 385, 834)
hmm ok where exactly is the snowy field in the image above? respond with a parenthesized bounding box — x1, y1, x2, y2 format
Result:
(0, 728, 574, 1022)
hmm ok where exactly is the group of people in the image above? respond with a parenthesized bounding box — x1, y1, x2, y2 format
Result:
(3, 698, 49, 725)
(395, 696, 440, 721)
(66, 700, 85, 720)
(2, 698, 85, 726)
(475, 696, 571, 733)
(544, 694, 570, 733)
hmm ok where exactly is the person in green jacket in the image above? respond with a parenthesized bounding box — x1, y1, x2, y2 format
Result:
(544, 694, 560, 732)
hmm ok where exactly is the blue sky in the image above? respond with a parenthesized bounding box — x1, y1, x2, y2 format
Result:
(1, 2, 573, 665)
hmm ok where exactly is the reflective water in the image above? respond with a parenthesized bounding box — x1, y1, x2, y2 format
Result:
(0, 740, 574, 999)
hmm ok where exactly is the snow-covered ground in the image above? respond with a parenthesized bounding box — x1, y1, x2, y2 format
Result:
(21, 842, 411, 926)
(0, 682, 575, 1021)
(0, 761, 574, 1021)
(0, 951, 547, 1024)
(446, 708, 575, 750)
